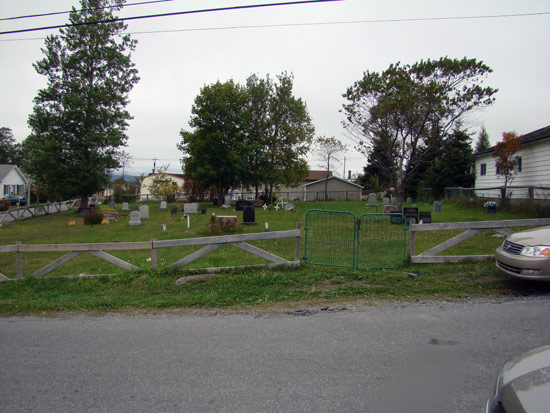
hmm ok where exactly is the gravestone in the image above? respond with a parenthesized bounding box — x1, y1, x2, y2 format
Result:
(406, 197, 413, 205)
(78, 207, 91, 217)
(129, 211, 141, 226)
(160, 201, 167, 210)
(224, 196, 232, 206)
(122, 202, 129, 211)
(101, 211, 118, 222)
(285, 203, 295, 211)
(184, 203, 199, 214)
(383, 197, 390, 206)
(236, 200, 252, 212)
(242, 206, 256, 225)
(367, 193, 377, 209)
(108, 201, 116, 209)
(139, 205, 149, 220)
(130, 204, 138, 211)
(212, 197, 218, 206)
(170, 206, 178, 216)
(419, 211, 432, 224)
(253, 199, 264, 208)
(403, 207, 419, 225)
(217, 216, 238, 225)
(433, 201, 443, 212)
(383, 205, 399, 213)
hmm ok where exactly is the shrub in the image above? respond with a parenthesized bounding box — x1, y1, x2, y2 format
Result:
(84, 211, 103, 226)
(200, 214, 243, 235)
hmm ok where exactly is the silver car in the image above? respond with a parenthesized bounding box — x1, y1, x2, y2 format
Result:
(487, 345, 550, 412)
(495, 227, 550, 280)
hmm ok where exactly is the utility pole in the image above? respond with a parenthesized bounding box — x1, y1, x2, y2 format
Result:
(343, 156, 346, 179)
(152, 157, 158, 174)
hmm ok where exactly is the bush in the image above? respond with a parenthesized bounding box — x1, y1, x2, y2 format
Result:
(84, 211, 103, 226)
(200, 214, 243, 235)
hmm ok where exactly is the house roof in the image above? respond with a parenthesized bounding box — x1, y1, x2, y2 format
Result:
(144, 172, 186, 180)
(303, 175, 363, 189)
(474, 125, 550, 156)
(306, 170, 332, 182)
(0, 164, 27, 182)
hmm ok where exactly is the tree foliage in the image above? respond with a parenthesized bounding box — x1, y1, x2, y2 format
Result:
(0, 127, 23, 165)
(313, 136, 346, 200)
(178, 73, 314, 201)
(474, 126, 491, 153)
(24, 0, 139, 205)
(492, 131, 523, 199)
(342, 57, 497, 201)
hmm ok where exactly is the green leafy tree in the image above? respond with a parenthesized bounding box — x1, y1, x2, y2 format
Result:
(147, 168, 180, 202)
(421, 128, 475, 198)
(342, 57, 497, 204)
(474, 126, 491, 153)
(0, 127, 23, 165)
(313, 136, 346, 200)
(24, 0, 139, 206)
(178, 80, 248, 199)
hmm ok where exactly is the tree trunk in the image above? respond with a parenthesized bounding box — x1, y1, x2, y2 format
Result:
(80, 193, 89, 209)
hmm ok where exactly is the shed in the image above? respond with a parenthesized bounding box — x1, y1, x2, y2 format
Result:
(302, 176, 363, 201)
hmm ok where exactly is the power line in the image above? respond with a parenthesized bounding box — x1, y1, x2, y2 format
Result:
(0, 0, 343, 35)
(0, 0, 175, 22)
(2, 9, 547, 41)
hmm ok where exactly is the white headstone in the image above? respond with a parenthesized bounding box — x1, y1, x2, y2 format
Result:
(184, 203, 199, 214)
(122, 202, 129, 211)
(224, 196, 232, 206)
(383, 197, 390, 205)
(108, 201, 116, 209)
(139, 205, 149, 220)
(367, 193, 377, 206)
(160, 201, 167, 210)
(129, 211, 141, 226)
(406, 197, 413, 204)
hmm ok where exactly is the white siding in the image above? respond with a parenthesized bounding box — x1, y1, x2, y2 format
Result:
(1, 168, 27, 197)
(474, 139, 550, 199)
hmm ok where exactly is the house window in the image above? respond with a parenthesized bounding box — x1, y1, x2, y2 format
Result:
(516, 156, 522, 172)
(480, 163, 487, 176)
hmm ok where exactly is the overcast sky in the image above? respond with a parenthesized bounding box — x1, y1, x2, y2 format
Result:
(1, 0, 549, 177)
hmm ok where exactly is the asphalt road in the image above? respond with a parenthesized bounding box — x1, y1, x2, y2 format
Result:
(2, 297, 550, 413)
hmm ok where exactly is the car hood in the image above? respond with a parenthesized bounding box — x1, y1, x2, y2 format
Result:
(498, 345, 550, 412)
(507, 227, 550, 246)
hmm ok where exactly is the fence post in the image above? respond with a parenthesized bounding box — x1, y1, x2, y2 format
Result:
(151, 238, 158, 269)
(16, 241, 23, 279)
(409, 222, 416, 259)
(295, 222, 302, 262)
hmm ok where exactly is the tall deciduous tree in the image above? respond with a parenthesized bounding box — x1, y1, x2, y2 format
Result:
(313, 136, 346, 200)
(342, 57, 497, 203)
(492, 131, 523, 200)
(24, 0, 139, 206)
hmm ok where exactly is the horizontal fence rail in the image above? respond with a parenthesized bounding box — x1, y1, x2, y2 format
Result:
(0, 224, 302, 281)
(410, 218, 550, 264)
(0, 200, 80, 224)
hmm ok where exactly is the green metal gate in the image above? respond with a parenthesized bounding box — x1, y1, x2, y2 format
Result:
(304, 210, 407, 269)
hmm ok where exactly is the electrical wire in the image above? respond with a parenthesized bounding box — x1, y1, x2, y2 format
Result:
(1, 9, 547, 41)
(0, 0, 343, 35)
(0, 0, 175, 22)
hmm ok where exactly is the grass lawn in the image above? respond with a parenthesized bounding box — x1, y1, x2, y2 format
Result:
(0, 199, 547, 314)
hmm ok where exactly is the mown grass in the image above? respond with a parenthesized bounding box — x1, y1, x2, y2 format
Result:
(0, 199, 546, 314)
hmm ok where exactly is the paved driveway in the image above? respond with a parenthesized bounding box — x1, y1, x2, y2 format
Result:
(2, 297, 550, 412)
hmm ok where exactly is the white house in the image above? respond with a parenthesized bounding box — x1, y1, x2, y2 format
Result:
(474, 125, 550, 200)
(302, 176, 363, 201)
(140, 172, 186, 200)
(0, 164, 28, 198)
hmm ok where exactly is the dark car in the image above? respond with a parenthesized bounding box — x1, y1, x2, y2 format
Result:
(487, 345, 550, 412)
(495, 227, 550, 280)
(1, 195, 27, 206)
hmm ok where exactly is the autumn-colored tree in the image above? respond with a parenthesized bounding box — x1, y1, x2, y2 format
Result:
(492, 131, 523, 200)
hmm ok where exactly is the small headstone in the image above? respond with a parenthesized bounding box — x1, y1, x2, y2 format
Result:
(170, 207, 178, 216)
(242, 206, 256, 225)
(130, 204, 138, 211)
(403, 207, 419, 225)
(367, 193, 377, 207)
(285, 203, 295, 211)
(383, 197, 390, 205)
(101, 211, 118, 221)
(218, 216, 238, 225)
(139, 205, 149, 220)
(122, 202, 129, 211)
(236, 200, 253, 212)
(383, 205, 399, 213)
(184, 203, 199, 214)
(129, 211, 141, 226)
(419, 211, 432, 224)
(433, 201, 443, 212)
(406, 197, 413, 205)
(224, 196, 232, 207)
(160, 201, 167, 210)
(108, 201, 116, 209)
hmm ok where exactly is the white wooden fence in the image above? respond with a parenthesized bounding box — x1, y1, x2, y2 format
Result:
(410, 218, 550, 263)
(0, 200, 80, 224)
(0, 224, 302, 281)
